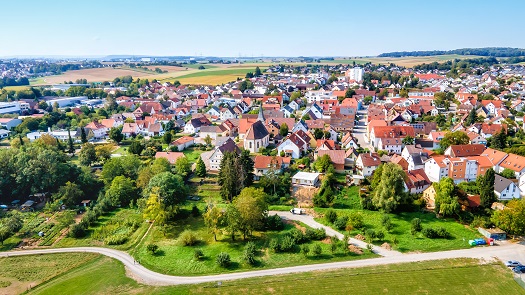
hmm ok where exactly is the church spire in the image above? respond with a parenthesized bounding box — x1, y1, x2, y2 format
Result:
(257, 103, 265, 122)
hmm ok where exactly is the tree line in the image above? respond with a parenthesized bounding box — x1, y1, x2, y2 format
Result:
(379, 47, 525, 58)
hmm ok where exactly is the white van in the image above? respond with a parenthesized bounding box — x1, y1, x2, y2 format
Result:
(290, 208, 304, 215)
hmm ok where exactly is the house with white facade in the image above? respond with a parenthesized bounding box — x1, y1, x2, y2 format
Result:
(291, 172, 320, 187)
(355, 153, 381, 177)
(494, 174, 521, 200)
(207, 138, 241, 171)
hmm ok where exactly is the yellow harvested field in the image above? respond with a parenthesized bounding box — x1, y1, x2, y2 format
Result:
(176, 74, 246, 85)
(36, 68, 149, 84)
(34, 67, 195, 85)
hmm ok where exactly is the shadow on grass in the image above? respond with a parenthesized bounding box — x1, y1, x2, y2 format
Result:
(152, 250, 166, 257)
(223, 261, 240, 271)
(306, 254, 333, 260)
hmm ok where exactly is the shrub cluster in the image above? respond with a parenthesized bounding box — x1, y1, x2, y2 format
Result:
(178, 230, 198, 246)
(265, 214, 284, 230)
(147, 243, 159, 254)
(243, 242, 257, 265)
(104, 233, 128, 245)
(216, 252, 231, 267)
(333, 216, 349, 230)
(422, 227, 451, 239)
(193, 249, 204, 260)
(325, 210, 337, 224)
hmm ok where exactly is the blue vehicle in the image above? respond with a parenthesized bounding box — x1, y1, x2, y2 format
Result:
(474, 238, 486, 245)
(513, 266, 525, 274)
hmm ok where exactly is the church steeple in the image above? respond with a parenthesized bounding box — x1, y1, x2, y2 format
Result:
(257, 103, 265, 122)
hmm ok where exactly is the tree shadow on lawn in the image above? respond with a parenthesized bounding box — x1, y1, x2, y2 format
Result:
(152, 250, 166, 257)
(223, 261, 240, 271)
(306, 254, 332, 260)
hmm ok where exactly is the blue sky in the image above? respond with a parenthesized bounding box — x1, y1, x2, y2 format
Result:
(2, 0, 524, 57)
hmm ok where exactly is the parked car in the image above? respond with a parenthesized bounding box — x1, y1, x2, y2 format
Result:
(505, 261, 522, 267)
(290, 208, 304, 215)
(513, 266, 525, 274)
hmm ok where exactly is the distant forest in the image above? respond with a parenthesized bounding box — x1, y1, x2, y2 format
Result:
(378, 47, 525, 58)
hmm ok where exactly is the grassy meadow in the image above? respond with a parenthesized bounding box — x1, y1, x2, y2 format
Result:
(316, 185, 480, 252)
(5, 255, 519, 295)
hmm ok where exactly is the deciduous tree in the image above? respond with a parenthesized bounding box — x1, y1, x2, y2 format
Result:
(371, 163, 409, 212)
(79, 143, 97, 166)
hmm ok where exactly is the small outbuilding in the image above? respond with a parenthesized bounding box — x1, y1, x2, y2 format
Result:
(478, 227, 506, 240)
(292, 172, 320, 187)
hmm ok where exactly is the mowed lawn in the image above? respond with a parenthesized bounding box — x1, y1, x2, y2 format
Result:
(23, 256, 524, 295)
(0, 253, 99, 295)
(315, 186, 480, 253)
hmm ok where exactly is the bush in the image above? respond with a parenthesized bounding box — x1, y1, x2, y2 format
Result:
(334, 216, 349, 230)
(266, 214, 284, 230)
(68, 223, 86, 238)
(301, 244, 310, 256)
(288, 228, 306, 244)
(104, 233, 128, 245)
(312, 244, 322, 256)
(178, 230, 198, 246)
(435, 227, 451, 239)
(411, 218, 422, 233)
(381, 215, 392, 231)
(243, 242, 257, 265)
(147, 243, 159, 254)
(191, 205, 200, 217)
(325, 210, 337, 224)
(422, 228, 437, 238)
(376, 231, 385, 241)
(280, 235, 296, 252)
(330, 236, 338, 254)
(216, 252, 231, 268)
(470, 216, 492, 228)
(422, 227, 450, 239)
(193, 249, 204, 260)
(348, 212, 364, 229)
(269, 238, 280, 252)
(365, 229, 376, 240)
(304, 228, 326, 241)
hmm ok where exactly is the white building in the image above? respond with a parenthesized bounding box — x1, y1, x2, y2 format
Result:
(291, 172, 320, 187)
(0, 102, 22, 114)
(424, 156, 449, 183)
(494, 175, 521, 200)
(345, 67, 364, 82)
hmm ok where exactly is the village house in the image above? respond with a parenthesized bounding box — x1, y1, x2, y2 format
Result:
(494, 174, 521, 200)
(253, 155, 291, 180)
(207, 138, 241, 171)
(404, 169, 431, 194)
(170, 136, 194, 151)
(154, 152, 185, 165)
(355, 152, 381, 176)
(316, 150, 346, 173)
(444, 144, 485, 157)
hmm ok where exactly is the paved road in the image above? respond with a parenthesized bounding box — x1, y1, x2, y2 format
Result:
(2, 243, 523, 286)
(270, 211, 402, 257)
